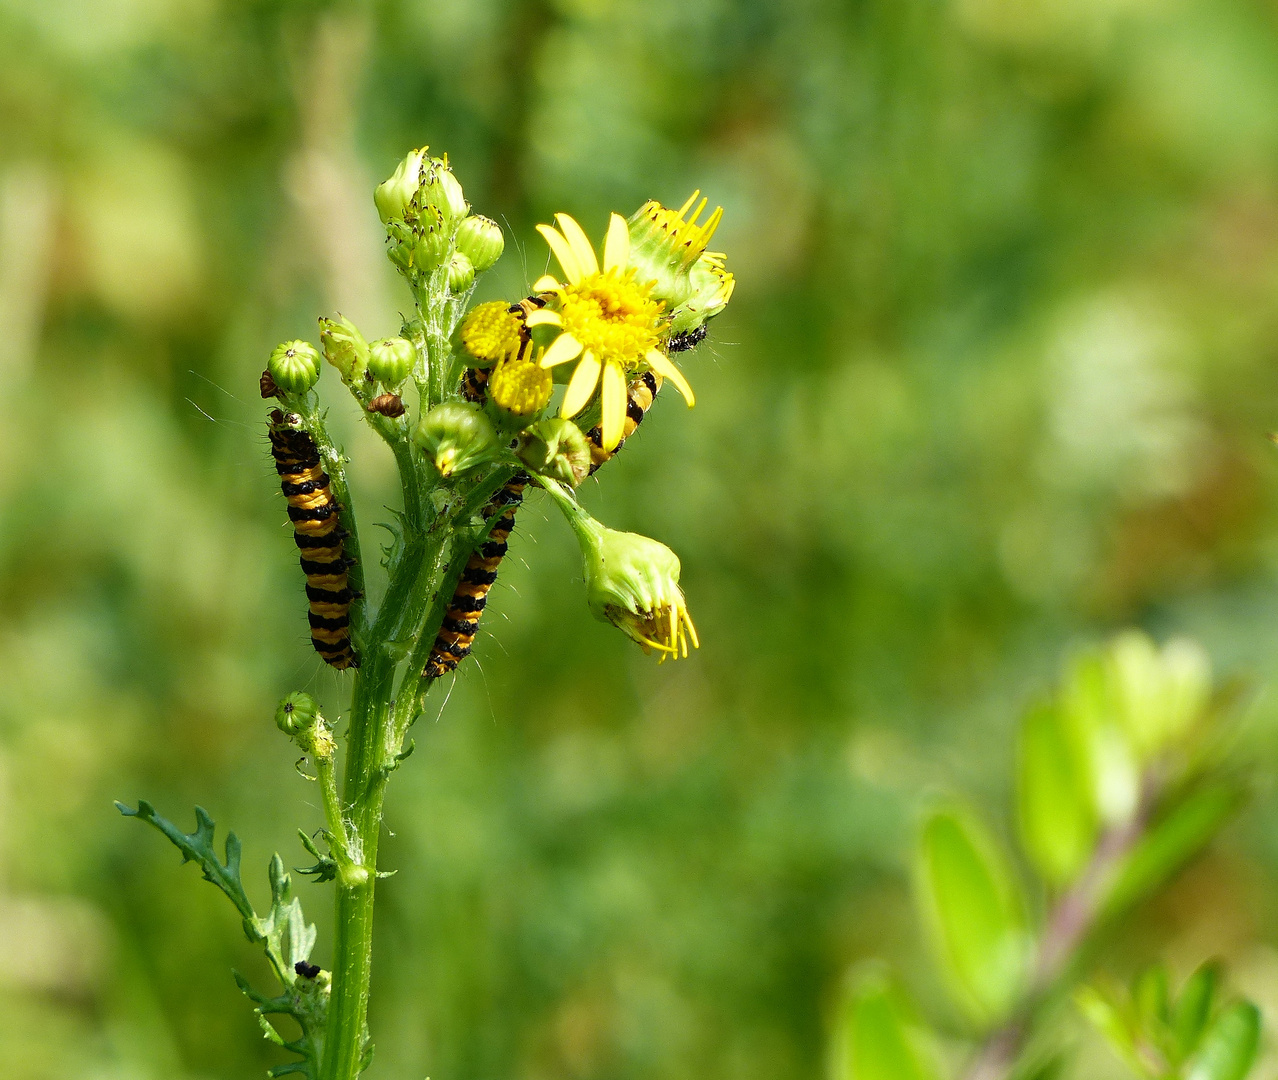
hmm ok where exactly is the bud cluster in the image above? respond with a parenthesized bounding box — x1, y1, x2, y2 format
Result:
(374, 147, 504, 295)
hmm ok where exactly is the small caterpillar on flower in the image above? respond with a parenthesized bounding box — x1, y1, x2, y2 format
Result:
(268, 409, 359, 669)
(424, 472, 529, 679)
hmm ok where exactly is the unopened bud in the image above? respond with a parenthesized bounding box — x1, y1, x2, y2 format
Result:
(455, 215, 504, 273)
(413, 401, 497, 478)
(374, 147, 425, 224)
(417, 158, 468, 225)
(412, 220, 450, 273)
(667, 250, 735, 336)
(319, 315, 369, 385)
(447, 252, 475, 293)
(276, 691, 319, 737)
(268, 340, 321, 395)
(367, 337, 416, 387)
(516, 417, 591, 486)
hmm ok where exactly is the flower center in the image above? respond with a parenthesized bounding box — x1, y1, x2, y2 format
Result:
(559, 271, 663, 368)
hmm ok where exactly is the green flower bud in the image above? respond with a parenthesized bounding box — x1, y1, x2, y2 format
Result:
(413, 401, 498, 478)
(374, 147, 425, 224)
(516, 417, 591, 486)
(367, 337, 416, 387)
(412, 219, 450, 273)
(276, 691, 319, 736)
(447, 251, 475, 293)
(417, 157, 468, 225)
(455, 215, 504, 272)
(319, 315, 369, 385)
(268, 340, 321, 395)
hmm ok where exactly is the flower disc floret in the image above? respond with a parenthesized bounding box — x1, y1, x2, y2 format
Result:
(460, 301, 524, 366)
(531, 212, 697, 450)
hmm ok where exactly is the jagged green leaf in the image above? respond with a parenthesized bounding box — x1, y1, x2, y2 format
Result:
(116, 800, 259, 939)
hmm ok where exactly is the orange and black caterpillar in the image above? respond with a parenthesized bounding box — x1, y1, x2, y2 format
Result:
(585, 370, 662, 475)
(268, 409, 360, 670)
(424, 472, 529, 679)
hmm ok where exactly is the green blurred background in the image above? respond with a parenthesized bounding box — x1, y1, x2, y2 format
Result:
(5, 0, 1278, 1077)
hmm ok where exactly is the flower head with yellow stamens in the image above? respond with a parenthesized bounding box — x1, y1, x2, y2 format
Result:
(627, 191, 735, 337)
(488, 346, 553, 423)
(531, 213, 696, 450)
(459, 300, 524, 367)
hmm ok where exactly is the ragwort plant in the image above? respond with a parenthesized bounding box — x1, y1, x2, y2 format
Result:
(829, 632, 1263, 1080)
(118, 149, 733, 1080)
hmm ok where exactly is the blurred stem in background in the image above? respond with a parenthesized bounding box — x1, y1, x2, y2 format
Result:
(833, 632, 1259, 1080)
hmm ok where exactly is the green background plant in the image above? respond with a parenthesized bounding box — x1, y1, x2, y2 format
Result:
(6, 1, 1278, 1079)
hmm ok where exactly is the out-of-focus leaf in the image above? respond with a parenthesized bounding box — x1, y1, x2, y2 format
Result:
(1017, 699, 1096, 887)
(1062, 653, 1141, 827)
(1175, 962, 1221, 1061)
(1109, 632, 1212, 762)
(832, 965, 938, 1080)
(1077, 983, 1145, 1075)
(1134, 964, 1170, 1031)
(1186, 1002, 1260, 1080)
(1105, 783, 1242, 917)
(917, 806, 1030, 1026)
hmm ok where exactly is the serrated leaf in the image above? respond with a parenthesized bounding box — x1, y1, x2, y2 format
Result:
(1017, 700, 1097, 887)
(1105, 783, 1241, 917)
(832, 966, 937, 1080)
(1187, 1002, 1260, 1080)
(117, 801, 258, 932)
(1175, 962, 1220, 1061)
(917, 806, 1030, 1026)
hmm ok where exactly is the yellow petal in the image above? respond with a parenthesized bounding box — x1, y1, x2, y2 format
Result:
(524, 309, 562, 327)
(540, 333, 584, 368)
(601, 361, 626, 449)
(678, 190, 700, 217)
(561, 352, 602, 418)
(532, 274, 561, 292)
(555, 213, 599, 277)
(537, 224, 583, 284)
(603, 213, 630, 273)
(645, 349, 695, 407)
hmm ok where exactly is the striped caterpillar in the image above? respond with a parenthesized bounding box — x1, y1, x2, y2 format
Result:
(585, 370, 661, 474)
(268, 409, 359, 669)
(424, 472, 528, 679)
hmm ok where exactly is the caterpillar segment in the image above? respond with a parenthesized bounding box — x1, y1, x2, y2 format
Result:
(268, 409, 360, 669)
(585, 370, 662, 475)
(424, 472, 529, 679)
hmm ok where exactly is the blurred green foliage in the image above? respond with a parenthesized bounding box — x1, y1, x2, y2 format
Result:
(5, 0, 1278, 1078)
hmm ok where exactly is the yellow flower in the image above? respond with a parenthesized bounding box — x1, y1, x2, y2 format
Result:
(530, 213, 695, 450)
(459, 300, 523, 366)
(488, 345, 553, 420)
